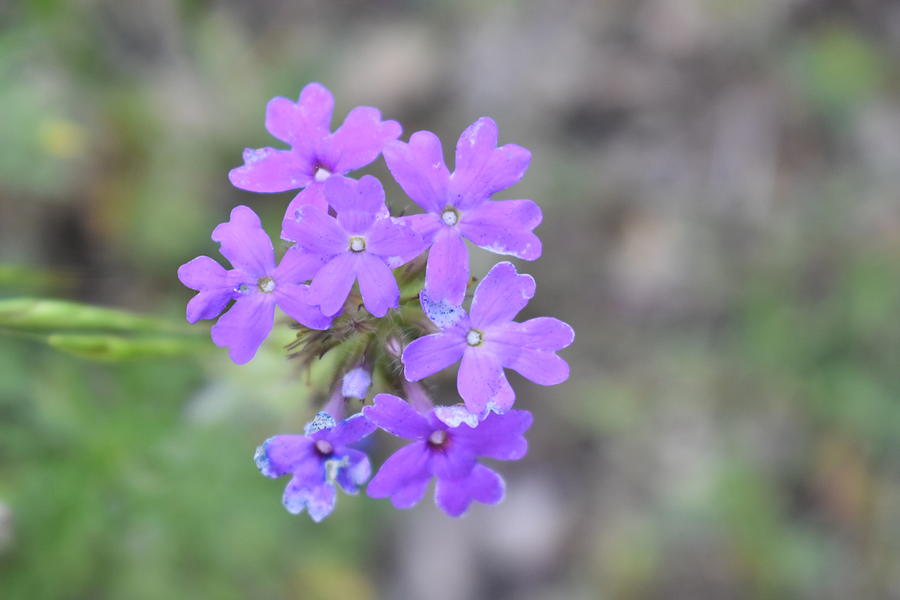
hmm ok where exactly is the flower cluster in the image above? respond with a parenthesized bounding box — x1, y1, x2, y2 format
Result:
(179, 83, 574, 519)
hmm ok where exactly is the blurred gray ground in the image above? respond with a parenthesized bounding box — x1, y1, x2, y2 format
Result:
(2, 0, 900, 599)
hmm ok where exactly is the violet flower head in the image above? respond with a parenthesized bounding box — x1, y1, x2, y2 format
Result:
(401, 261, 574, 414)
(227, 82, 401, 234)
(282, 175, 425, 318)
(384, 117, 540, 304)
(255, 412, 376, 522)
(363, 394, 532, 517)
(177, 205, 332, 364)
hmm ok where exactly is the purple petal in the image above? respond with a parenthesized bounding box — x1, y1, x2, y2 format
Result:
(433, 405, 480, 428)
(264, 84, 333, 147)
(210, 294, 275, 364)
(254, 434, 315, 478)
(178, 255, 229, 290)
(308, 253, 358, 316)
(304, 412, 337, 435)
(336, 211, 377, 237)
(454, 409, 532, 460)
(453, 117, 498, 174)
(425, 228, 469, 305)
(185, 290, 232, 324)
(419, 289, 467, 329)
(489, 317, 575, 351)
(430, 443, 476, 480)
(283, 480, 336, 522)
(389, 477, 432, 510)
(459, 199, 542, 260)
(325, 412, 376, 447)
(485, 317, 573, 385)
(325, 175, 386, 220)
(401, 213, 442, 245)
(434, 464, 505, 517)
(383, 131, 449, 213)
(402, 331, 467, 382)
(282, 205, 347, 256)
(282, 184, 329, 235)
(178, 256, 234, 323)
(356, 254, 398, 317)
(469, 262, 536, 329)
(366, 441, 432, 509)
(329, 107, 402, 173)
(297, 82, 335, 130)
(335, 448, 372, 494)
(211, 206, 276, 277)
(457, 348, 515, 414)
(449, 117, 531, 208)
(228, 147, 312, 193)
(279, 450, 331, 519)
(363, 394, 431, 439)
(273, 248, 327, 284)
(505, 347, 570, 386)
(274, 283, 333, 329)
(365, 216, 425, 268)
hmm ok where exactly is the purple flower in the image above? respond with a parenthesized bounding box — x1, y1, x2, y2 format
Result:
(282, 175, 425, 318)
(178, 205, 332, 364)
(255, 412, 376, 522)
(227, 82, 401, 236)
(401, 262, 574, 414)
(363, 394, 532, 517)
(384, 117, 540, 304)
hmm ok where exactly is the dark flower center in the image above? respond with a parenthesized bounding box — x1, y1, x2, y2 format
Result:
(428, 429, 448, 447)
(466, 329, 484, 347)
(314, 439, 334, 456)
(257, 276, 276, 293)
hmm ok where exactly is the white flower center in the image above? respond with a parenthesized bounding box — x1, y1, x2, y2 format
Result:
(466, 329, 483, 346)
(428, 430, 448, 446)
(441, 207, 459, 226)
(257, 276, 276, 293)
(349, 236, 366, 252)
(315, 439, 333, 455)
(314, 166, 331, 182)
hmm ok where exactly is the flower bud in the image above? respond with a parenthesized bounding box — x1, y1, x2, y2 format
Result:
(384, 336, 403, 359)
(341, 367, 372, 399)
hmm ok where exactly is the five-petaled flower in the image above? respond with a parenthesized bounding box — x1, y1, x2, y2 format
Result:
(227, 82, 401, 238)
(282, 175, 425, 318)
(178, 205, 332, 364)
(364, 394, 532, 517)
(402, 261, 574, 414)
(255, 412, 376, 522)
(384, 117, 541, 305)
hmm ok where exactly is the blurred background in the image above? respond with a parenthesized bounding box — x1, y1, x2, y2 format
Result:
(2, 0, 900, 598)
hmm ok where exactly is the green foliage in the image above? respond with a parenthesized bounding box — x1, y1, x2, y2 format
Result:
(787, 25, 887, 121)
(0, 298, 206, 361)
(0, 339, 377, 600)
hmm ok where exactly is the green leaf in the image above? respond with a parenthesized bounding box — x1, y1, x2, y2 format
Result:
(0, 297, 190, 334)
(0, 264, 71, 294)
(45, 333, 211, 361)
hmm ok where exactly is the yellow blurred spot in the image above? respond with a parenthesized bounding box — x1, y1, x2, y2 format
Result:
(37, 118, 85, 159)
(291, 561, 374, 600)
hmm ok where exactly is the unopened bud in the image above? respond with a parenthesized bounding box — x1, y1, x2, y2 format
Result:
(341, 367, 372, 399)
(385, 337, 403, 359)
